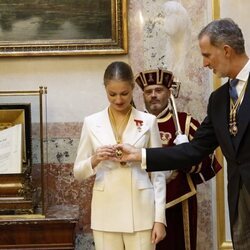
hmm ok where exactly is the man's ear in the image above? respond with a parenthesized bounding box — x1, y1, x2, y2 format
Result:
(223, 44, 233, 58)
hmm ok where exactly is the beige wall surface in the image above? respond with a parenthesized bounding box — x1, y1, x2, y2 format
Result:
(221, 0, 250, 55)
(0, 55, 128, 123)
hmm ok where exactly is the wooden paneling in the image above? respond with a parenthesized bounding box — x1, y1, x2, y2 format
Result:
(0, 218, 77, 249)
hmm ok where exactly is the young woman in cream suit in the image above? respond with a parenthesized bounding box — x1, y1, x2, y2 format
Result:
(74, 61, 167, 250)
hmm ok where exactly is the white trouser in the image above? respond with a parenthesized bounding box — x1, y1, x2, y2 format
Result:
(93, 230, 155, 250)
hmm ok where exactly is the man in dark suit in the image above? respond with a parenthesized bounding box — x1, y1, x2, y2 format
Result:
(114, 18, 250, 250)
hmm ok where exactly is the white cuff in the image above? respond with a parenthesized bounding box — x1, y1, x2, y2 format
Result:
(141, 148, 147, 170)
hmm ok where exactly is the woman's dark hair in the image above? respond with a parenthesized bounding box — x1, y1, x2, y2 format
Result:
(104, 61, 135, 88)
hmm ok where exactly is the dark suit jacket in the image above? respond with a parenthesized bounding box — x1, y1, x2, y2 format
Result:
(146, 77, 250, 229)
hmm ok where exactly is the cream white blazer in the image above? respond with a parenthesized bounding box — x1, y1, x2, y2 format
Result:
(74, 107, 166, 232)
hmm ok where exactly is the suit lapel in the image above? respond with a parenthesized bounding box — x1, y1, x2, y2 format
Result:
(89, 108, 117, 145)
(88, 107, 150, 146)
(216, 82, 236, 155)
(234, 77, 250, 153)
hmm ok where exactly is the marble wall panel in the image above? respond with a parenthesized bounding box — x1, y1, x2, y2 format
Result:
(130, 0, 211, 122)
(42, 163, 94, 233)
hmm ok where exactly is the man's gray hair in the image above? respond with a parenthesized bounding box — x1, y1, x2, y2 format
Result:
(198, 18, 245, 54)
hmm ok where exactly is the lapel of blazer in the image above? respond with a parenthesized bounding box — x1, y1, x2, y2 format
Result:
(215, 81, 236, 156)
(88, 108, 117, 145)
(234, 76, 250, 153)
(88, 107, 150, 146)
(123, 108, 150, 145)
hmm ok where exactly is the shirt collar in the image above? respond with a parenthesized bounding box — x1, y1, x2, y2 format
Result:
(235, 59, 250, 82)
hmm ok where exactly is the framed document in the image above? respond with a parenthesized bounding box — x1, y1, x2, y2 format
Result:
(0, 103, 32, 170)
(0, 124, 22, 174)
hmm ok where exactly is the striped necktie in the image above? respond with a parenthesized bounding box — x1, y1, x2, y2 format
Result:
(229, 79, 239, 103)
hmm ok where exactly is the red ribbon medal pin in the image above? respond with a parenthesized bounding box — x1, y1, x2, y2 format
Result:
(134, 119, 143, 132)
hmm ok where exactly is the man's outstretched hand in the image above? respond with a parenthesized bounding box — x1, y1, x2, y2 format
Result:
(112, 143, 142, 163)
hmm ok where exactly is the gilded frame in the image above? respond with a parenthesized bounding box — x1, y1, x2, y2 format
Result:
(212, 0, 233, 248)
(215, 147, 233, 249)
(0, 0, 128, 56)
(212, 1, 233, 248)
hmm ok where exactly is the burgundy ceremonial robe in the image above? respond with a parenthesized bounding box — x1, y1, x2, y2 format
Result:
(155, 110, 221, 250)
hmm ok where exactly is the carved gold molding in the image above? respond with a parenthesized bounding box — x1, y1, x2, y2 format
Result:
(213, 0, 233, 249)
